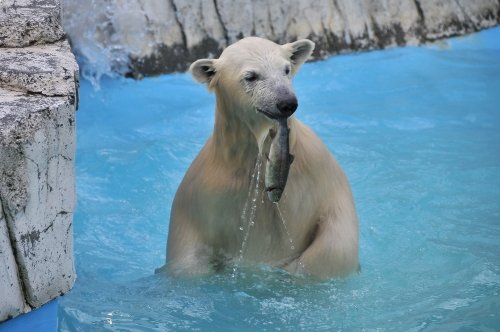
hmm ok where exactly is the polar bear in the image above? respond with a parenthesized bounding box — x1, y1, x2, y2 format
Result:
(165, 37, 358, 279)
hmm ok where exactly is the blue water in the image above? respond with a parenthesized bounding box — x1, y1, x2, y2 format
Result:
(59, 28, 500, 331)
(0, 299, 58, 332)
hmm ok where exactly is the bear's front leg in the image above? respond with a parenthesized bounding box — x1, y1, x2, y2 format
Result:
(166, 214, 213, 277)
(284, 211, 359, 279)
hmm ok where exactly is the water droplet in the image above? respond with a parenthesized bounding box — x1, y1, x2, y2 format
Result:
(236, 157, 263, 265)
(275, 203, 295, 254)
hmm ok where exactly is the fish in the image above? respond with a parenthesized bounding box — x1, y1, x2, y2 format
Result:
(264, 117, 294, 203)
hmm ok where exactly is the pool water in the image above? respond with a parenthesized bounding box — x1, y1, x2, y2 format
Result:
(59, 28, 500, 331)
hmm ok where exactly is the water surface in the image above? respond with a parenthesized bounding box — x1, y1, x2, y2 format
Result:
(59, 28, 500, 331)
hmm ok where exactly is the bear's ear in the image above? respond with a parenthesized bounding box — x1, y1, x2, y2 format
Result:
(283, 39, 315, 74)
(190, 59, 217, 85)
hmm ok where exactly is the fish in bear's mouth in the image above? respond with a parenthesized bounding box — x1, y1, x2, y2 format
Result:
(263, 117, 294, 203)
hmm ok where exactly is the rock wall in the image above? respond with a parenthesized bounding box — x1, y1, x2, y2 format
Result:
(62, 0, 500, 79)
(0, 0, 78, 322)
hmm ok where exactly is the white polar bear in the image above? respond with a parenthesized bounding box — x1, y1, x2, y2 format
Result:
(164, 37, 359, 279)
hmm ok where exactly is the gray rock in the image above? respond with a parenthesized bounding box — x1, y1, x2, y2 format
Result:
(0, 0, 64, 47)
(0, 40, 78, 98)
(0, 88, 77, 309)
(61, 0, 500, 78)
(0, 204, 28, 322)
(0, 62, 77, 319)
(419, 0, 500, 39)
(0, 78, 77, 320)
(0, 0, 79, 323)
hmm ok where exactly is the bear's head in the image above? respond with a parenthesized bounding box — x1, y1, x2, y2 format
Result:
(190, 37, 315, 140)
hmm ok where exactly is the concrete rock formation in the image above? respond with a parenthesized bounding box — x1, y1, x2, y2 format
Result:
(0, 0, 65, 47)
(0, 0, 78, 323)
(62, 0, 500, 79)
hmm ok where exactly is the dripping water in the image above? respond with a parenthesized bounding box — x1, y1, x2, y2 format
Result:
(274, 203, 295, 251)
(232, 157, 300, 278)
(238, 157, 260, 232)
(232, 156, 262, 277)
(275, 202, 306, 274)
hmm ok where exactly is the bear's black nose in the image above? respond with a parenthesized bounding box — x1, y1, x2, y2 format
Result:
(276, 96, 298, 117)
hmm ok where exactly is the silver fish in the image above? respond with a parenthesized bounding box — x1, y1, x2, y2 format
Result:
(264, 118, 294, 203)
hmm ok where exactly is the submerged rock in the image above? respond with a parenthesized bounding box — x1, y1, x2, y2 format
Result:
(61, 0, 500, 78)
(0, 0, 78, 323)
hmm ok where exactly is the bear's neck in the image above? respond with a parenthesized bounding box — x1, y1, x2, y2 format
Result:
(212, 96, 260, 166)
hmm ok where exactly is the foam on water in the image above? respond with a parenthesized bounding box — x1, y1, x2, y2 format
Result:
(59, 28, 500, 331)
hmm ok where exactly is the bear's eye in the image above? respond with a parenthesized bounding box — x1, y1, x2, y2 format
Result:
(285, 66, 291, 76)
(244, 71, 258, 83)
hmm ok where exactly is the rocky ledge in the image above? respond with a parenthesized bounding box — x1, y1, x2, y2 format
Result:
(62, 0, 500, 78)
(0, 0, 78, 322)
